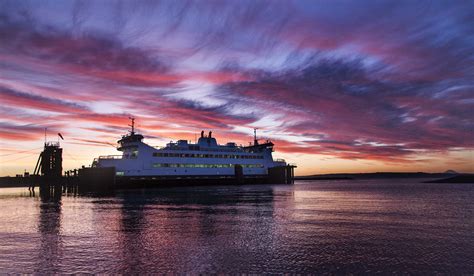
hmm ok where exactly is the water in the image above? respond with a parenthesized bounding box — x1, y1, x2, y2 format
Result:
(0, 179, 473, 274)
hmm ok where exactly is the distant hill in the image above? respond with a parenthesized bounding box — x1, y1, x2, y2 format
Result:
(294, 172, 468, 181)
(444, 170, 459, 174)
(425, 174, 474, 183)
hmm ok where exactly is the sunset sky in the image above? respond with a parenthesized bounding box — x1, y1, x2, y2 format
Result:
(0, 0, 473, 176)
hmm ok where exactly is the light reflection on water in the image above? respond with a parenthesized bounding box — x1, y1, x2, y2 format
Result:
(0, 180, 473, 274)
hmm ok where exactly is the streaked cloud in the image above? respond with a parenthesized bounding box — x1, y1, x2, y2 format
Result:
(0, 0, 472, 174)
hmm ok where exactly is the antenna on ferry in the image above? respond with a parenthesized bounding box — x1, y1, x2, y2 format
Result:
(254, 128, 258, 145)
(128, 116, 135, 135)
(44, 128, 47, 145)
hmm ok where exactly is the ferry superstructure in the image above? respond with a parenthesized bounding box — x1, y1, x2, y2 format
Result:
(92, 118, 294, 183)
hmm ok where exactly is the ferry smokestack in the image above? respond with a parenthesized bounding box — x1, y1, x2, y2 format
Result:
(201, 130, 204, 138)
(209, 131, 212, 138)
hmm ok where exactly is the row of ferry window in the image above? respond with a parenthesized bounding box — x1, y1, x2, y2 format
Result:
(152, 163, 264, 168)
(153, 152, 264, 159)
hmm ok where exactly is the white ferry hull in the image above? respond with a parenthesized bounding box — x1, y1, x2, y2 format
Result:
(91, 122, 295, 186)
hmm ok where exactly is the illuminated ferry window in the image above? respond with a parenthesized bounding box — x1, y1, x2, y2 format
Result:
(154, 153, 265, 159)
(152, 162, 264, 168)
(116, 171, 125, 176)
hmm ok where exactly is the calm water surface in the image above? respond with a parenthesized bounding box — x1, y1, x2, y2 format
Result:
(0, 179, 473, 274)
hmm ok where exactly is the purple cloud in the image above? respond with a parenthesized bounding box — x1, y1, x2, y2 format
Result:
(0, 0, 472, 168)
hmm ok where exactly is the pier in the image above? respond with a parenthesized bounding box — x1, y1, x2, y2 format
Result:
(0, 141, 296, 193)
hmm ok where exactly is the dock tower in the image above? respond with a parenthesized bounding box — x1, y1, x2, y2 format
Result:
(34, 142, 63, 178)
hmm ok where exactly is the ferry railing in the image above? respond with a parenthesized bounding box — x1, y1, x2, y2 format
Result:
(98, 155, 123, 160)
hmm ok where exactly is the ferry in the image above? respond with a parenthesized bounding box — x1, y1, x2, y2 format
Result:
(92, 118, 295, 185)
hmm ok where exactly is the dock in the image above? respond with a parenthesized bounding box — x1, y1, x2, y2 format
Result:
(0, 141, 296, 193)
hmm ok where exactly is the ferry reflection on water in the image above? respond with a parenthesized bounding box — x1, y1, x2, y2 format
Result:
(0, 180, 473, 274)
